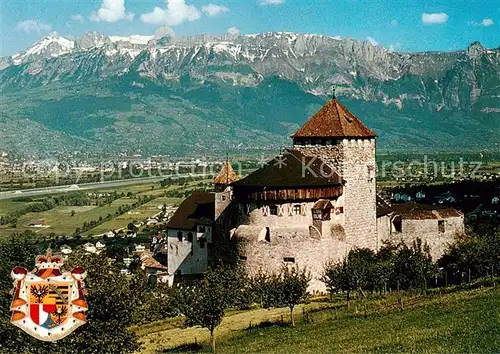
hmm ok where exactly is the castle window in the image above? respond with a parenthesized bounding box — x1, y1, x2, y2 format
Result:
(320, 139, 327, 146)
(304, 140, 310, 146)
(393, 218, 402, 233)
(187, 232, 193, 242)
(265, 227, 271, 242)
(269, 205, 278, 215)
(199, 238, 206, 248)
(177, 231, 183, 241)
(198, 225, 205, 233)
(239, 255, 247, 261)
(221, 195, 227, 201)
(176, 269, 182, 275)
(283, 257, 295, 263)
(293, 204, 301, 215)
(438, 220, 445, 233)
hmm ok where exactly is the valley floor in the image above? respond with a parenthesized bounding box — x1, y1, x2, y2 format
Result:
(136, 285, 500, 353)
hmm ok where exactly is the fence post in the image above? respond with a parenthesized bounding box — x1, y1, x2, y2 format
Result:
(468, 268, 471, 283)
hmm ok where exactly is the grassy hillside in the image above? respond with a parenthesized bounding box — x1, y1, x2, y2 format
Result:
(137, 285, 500, 353)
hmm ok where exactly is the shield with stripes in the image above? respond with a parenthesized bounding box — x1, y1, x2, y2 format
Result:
(29, 282, 71, 328)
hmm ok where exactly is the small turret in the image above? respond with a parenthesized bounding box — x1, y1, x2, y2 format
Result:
(213, 158, 240, 192)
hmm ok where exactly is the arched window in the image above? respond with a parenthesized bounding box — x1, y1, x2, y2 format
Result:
(177, 231, 183, 241)
(187, 232, 193, 242)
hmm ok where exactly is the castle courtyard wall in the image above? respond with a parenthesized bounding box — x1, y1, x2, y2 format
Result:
(234, 226, 351, 293)
(384, 215, 464, 260)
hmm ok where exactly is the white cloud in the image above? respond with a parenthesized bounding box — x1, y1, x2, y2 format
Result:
(259, 0, 285, 5)
(481, 18, 494, 27)
(141, 0, 201, 26)
(202, 4, 229, 17)
(90, 0, 134, 23)
(16, 20, 52, 34)
(227, 26, 240, 35)
(154, 26, 175, 39)
(366, 36, 379, 46)
(469, 18, 494, 27)
(71, 14, 85, 22)
(391, 19, 398, 26)
(422, 12, 449, 24)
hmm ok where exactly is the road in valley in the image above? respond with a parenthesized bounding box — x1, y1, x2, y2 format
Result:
(0, 174, 206, 200)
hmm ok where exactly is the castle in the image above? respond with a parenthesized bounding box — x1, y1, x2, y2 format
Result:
(165, 98, 465, 291)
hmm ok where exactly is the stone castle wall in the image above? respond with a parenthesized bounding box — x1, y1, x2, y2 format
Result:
(167, 226, 212, 275)
(385, 215, 464, 260)
(237, 198, 344, 229)
(294, 138, 377, 249)
(376, 214, 392, 249)
(234, 226, 351, 293)
(341, 139, 377, 249)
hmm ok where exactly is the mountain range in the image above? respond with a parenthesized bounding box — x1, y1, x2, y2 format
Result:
(0, 31, 498, 158)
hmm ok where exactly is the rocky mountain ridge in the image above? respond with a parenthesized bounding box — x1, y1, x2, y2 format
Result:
(0, 32, 498, 157)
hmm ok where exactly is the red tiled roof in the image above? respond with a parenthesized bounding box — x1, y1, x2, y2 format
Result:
(213, 161, 240, 185)
(292, 99, 376, 139)
(140, 251, 168, 271)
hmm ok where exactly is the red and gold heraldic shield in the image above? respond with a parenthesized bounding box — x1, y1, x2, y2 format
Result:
(10, 249, 88, 342)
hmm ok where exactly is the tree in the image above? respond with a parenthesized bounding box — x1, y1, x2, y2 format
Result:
(323, 248, 376, 307)
(440, 227, 500, 282)
(127, 222, 138, 233)
(391, 239, 435, 291)
(71, 210, 76, 217)
(180, 266, 239, 352)
(258, 265, 311, 327)
(323, 258, 354, 307)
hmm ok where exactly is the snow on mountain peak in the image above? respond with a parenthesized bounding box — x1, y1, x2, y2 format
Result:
(11, 35, 75, 64)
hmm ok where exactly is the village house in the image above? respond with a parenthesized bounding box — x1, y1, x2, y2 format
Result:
(83, 243, 97, 254)
(139, 251, 173, 285)
(164, 97, 465, 291)
(27, 219, 45, 228)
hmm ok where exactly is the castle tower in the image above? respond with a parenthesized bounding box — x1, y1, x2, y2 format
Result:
(213, 159, 240, 192)
(213, 159, 240, 218)
(291, 96, 378, 249)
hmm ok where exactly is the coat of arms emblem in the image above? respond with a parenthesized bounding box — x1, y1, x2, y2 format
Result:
(10, 249, 88, 341)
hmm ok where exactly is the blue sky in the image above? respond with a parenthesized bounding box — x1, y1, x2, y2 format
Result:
(1, 0, 498, 56)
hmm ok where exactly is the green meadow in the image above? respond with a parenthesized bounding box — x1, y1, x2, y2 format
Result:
(137, 286, 500, 354)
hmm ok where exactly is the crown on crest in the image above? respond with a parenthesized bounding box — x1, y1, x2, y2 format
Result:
(35, 249, 63, 269)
